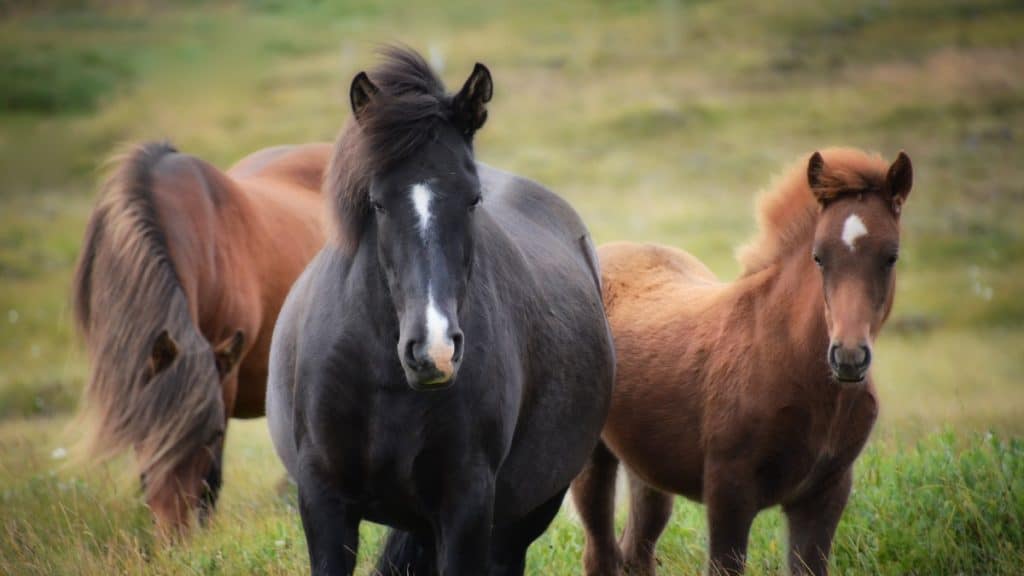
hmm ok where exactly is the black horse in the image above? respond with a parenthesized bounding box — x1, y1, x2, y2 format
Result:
(267, 47, 615, 575)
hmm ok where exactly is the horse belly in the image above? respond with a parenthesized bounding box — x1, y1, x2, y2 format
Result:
(489, 323, 615, 522)
(603, 401, 705, 500)
(599, 321, 706, 498)
(493, 373, 612, 520)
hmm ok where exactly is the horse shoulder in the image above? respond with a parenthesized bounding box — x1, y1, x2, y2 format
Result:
(267, 247, 340, 477)
(288, 248, 361, 390)
(220, 151, 329, 377)
(269, 248, 345, 400)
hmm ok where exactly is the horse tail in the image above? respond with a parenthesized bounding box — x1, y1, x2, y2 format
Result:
(374, 529, 434, 575)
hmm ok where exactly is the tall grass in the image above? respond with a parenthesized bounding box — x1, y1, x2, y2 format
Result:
(832, 432, 1024, 574)
(2, 420, 1020, 575)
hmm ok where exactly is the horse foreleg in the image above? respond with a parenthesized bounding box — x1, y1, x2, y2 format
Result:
(621, 472, 673, 576)
(297, 472, 361, 576)
(783, 469, 851, 576)
(704, 466, 758, 576)
(435, 468, 495, 576)
(490, 485, 570, 576)
(571, 439, 623, 576)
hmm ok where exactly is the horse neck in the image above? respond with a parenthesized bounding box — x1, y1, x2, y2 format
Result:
(155, 173, 259, 339)
(736, 242, 832, 386)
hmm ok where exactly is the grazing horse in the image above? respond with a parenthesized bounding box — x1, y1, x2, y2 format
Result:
(572, 149, 913, 576)
(266, 47, 615, 575)
(73, 141, 329, 533)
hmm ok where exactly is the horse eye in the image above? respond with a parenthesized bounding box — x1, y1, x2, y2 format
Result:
(371, 200, 386, 214)
(812, 253, 823, 268)
(884, 254, 898, 268)
(468, 195, 482, 210)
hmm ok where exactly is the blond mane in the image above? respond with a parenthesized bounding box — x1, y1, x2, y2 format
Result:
(736, 148, 889, 276)
(73, 142, 221, 494)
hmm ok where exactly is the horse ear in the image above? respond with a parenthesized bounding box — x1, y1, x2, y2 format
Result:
(807, 151, 829, 203)
(452, 62, 493, 138)
(887, 151, 913, 214)
(350, 71, 379, 123)
(148, 329, 178, 377)
(214, 330, 245, 378)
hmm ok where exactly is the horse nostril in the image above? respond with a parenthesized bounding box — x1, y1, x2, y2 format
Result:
(830, 344, 868, 366)
(857, 345, 871, 369)
(404, 339, 423, 370)
(829, 342, 871, 381)
(451, 331, 464, 364)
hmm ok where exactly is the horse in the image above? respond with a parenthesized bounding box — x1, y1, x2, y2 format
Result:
(266, 47, 615, 576)
(571, 148, 913, 576)
(72, 140, 330, 533)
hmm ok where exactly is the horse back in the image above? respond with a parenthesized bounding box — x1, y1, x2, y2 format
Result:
(601, 242, 718, 296)
(227, 142, 332, 191)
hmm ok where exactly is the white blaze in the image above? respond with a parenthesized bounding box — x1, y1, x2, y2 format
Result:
(411, 182, 432, 240)
(410, 182, 454, 374)
(841, 213, 868, 251)
(425, 289, 454, 371)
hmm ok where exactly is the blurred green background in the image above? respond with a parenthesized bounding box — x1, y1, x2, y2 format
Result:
(1, 1, 1022, 574)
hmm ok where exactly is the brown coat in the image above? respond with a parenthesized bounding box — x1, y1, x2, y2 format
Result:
(573, 148, 913, 576)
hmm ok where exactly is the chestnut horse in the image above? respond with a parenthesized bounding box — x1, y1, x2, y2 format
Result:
(73, 141, 329, 533)
(572, 149, 913, 575)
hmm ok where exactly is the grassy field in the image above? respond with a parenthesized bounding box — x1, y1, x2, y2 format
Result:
(1, 0, 1022, 574)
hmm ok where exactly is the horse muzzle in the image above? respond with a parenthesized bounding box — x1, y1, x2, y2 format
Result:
(400, 330, 464, 391)
(828, 342, 871, 384)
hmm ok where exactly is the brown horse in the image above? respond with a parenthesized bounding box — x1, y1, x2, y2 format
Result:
(73, 141, 330, 533)
(572, 148, 913, 575)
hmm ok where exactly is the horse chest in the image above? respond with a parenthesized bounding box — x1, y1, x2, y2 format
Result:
(332, 403, 414, 483)
(317, 386, 481, 518)
(760, 385, 878, 505)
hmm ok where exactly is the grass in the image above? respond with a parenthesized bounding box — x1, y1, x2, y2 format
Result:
(0, 43, 136, 114)
(1, 0, 1022, 573)
(3, 421, 1021, 575)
